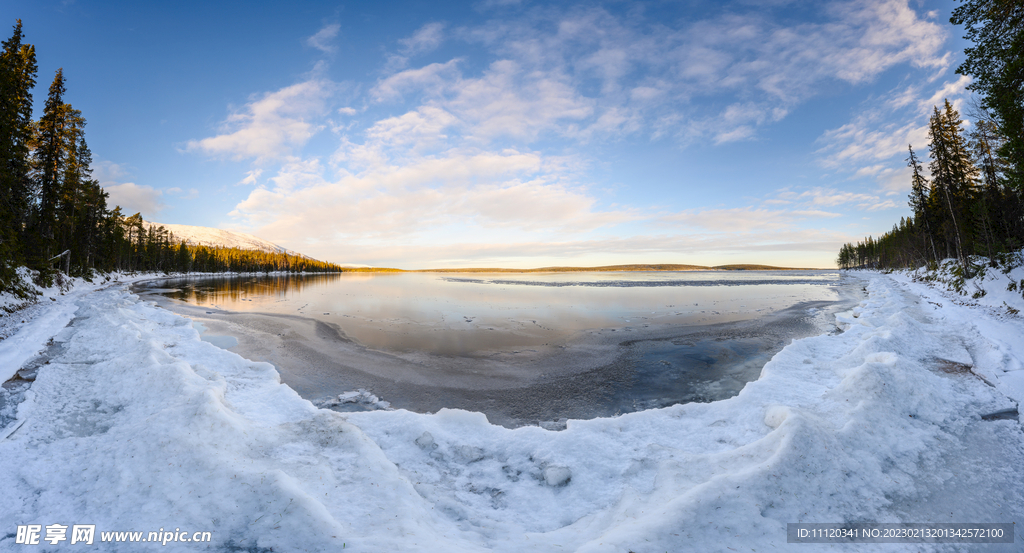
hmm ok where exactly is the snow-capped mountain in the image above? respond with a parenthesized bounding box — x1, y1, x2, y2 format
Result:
(143, 222, 300, 256)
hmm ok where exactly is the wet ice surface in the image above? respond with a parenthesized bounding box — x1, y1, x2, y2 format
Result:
(0, 317, 77, 431)
(135, 270, 853, 427)
(619, 336, 773, 412)
(442, 275, 835, 287)
(190, 320, 238, 349)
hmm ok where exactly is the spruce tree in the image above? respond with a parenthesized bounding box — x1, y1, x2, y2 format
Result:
(907, 145, 939, 263)
(927, 100, 978, 272)
(0, 20, 37, 283)
(66, 130, 108, 273)
(33, 69, 70, 262)
(952, 0, 1024, 189)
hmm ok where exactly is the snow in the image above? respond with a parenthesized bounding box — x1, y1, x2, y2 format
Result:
(0, 269, 1022, 551)
(888, 259, 1024, 409)
(314, 389, 393, 411)
(0, 268, 107, 383)
(143, 221, 300, 256)
(141, 221, 371, 267)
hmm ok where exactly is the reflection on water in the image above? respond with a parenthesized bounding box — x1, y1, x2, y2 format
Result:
(151, 271, 839, 356)
(191, 321, 239, 349)
(165, 273, 346, 306)
(138, 270, 847, 426)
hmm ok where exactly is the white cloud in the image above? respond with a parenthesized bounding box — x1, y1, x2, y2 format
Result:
(239, 169, 263, 186)
(186, 80, 332, 161)
(306, 23, 340, 54)
(771, 186, 902, 212)
(675, 0, 946, 141)
(663, 207, 841, 233)
(863, 199, 899, 210)
(95, 160, 169, 215)
(103, 182, 164, 216)
(457, 1, 948, 144)
(92, 160, 129, 184)
(204, 0, 954, 161)
(372, 57, 596, 142)
(266, 157, 326, 194)
(165, 187, 199, 199)
(799, 188, 878, 207)
(400, 22, 445, 55)
(819, 119, 929, 168)
(365, 106, 459, 150)
(449, 60, 595, 140)
(712, 126, 754, 144)
(232, 149, 634, 249)
(918, 75, 971, 114)
(372, 60, 462, 103)
(877, 166, 913, 194)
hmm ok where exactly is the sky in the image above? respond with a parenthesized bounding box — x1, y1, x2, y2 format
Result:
(5, 0, 975, 269)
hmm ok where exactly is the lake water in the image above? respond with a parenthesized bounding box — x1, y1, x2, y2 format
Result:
(137, 270, 854, 427)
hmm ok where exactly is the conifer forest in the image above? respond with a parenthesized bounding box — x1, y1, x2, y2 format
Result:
(837, 0, 1024, 272)
(0, 20, 345, 291)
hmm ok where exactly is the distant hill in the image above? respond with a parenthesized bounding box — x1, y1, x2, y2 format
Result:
(133, 225, 821, 272)
(416, 263, 819, 273)
(143, 222, 300, 256)
(711, 264, 816, 271)
(419, 264, 706, 273)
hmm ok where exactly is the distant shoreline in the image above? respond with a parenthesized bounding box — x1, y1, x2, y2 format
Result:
(339, 263, 827, 273)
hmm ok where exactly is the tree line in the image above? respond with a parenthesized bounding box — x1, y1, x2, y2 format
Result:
(837, 1, 1023, 274)
(0, 20, 345, 291)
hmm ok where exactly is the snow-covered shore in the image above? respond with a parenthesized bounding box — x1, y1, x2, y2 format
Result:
(1, 269, 1022, 551)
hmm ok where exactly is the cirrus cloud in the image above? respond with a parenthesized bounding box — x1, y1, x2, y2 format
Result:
(186, 79, 334, 161)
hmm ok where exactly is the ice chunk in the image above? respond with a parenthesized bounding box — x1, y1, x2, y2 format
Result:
(338, 391, 362, 403)
(456, 445, 485, 463)
(542, 466, 571, 487)
(414, 431, 435, 450)
(763, 405, 791, 429)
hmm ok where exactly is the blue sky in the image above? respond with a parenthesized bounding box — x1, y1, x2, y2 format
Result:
(6, 0, 973, 268)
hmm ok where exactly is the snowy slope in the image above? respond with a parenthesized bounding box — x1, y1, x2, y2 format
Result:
(0, 272, 1021, 551)
(142, 221, 299, 255)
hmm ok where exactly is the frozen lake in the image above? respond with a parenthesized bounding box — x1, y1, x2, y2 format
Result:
(137, 270, 855, 427)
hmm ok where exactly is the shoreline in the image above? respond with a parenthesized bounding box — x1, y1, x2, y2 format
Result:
(111, 263, 831, 279)
(134, 273, 859, 428)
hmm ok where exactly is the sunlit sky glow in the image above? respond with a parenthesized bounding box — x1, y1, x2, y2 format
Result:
(9, 0, 972, 268)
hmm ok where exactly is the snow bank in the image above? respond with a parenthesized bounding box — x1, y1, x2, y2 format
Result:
(1, 273, 1022, 551)
(0, 269, 111, 383)
(888, 258, 1024, 409)
(901, 255, 1024, 316)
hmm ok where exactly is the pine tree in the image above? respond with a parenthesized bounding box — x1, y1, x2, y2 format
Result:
(952, 0, 1024, 190)
(32, 69, 71, 262)
(907, 145, 939, 264)
(68, 133, 109, 272)
(927, 100, 978, 273)
(838, 5, 1024, 273)
(0, 20, 37, 283)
